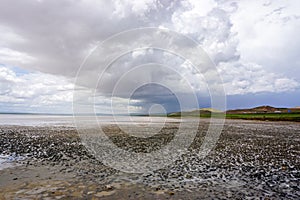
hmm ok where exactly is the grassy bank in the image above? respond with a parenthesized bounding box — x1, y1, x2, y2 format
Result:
(168, 112, 300, 122)
(226, 113, 300, 122)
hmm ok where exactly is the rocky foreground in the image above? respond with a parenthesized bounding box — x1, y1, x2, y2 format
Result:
(0, 119, 299, 199)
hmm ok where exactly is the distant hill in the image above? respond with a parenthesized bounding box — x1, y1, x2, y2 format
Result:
(226, 105, 300, 114)
(168, 105, 300, 118)
(167, 108, 223, 117)
(200, 108, 223, 113)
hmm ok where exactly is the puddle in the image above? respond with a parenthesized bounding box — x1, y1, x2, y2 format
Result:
(0, 154, 24, 170)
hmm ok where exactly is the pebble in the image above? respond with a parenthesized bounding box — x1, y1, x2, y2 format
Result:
(94, 190, 116, 197)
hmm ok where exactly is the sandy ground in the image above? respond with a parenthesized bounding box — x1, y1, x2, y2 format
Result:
(0, 119, 299, 199)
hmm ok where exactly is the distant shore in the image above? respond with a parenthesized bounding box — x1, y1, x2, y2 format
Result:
(168, 106, 300, 122)
(168, 112, 300, 122)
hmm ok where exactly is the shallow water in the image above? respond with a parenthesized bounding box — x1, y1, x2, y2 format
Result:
(0, 154, 23, 170)
(0, 114, 75, 126)
(0, 114, 180, 127)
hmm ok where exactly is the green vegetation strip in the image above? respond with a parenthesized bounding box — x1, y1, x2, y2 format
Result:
(168, 112, 300, 122)
(226, 113, 300, 122)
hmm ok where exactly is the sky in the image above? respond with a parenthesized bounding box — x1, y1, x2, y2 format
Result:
(0, 0, 299, 114)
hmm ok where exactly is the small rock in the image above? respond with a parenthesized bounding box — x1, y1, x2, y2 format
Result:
(94, 190, 116, 197)
(105, 185, 113, 190)
(185, 174, 193, 179)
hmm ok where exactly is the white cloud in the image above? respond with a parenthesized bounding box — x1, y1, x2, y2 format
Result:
(0, 48, 35, 64)
(0, 66, 74, 113)
(218, 62, 299, 95)
(169, 1, 240, 64)
(230, 0, 300, 77)
(167, 0, 300, 96)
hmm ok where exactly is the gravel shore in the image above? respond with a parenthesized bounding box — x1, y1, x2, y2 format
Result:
(0, 119, 299, 199)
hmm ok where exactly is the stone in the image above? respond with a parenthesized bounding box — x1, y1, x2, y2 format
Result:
(94, 190, 116, 198)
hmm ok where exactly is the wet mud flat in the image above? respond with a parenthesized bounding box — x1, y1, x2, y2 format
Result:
(0, 119, 299, 199)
